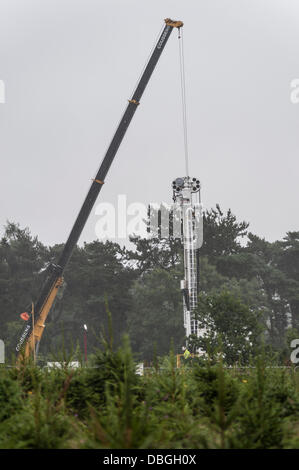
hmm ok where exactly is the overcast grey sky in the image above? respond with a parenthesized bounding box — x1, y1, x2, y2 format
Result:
(0, 0, 298, 247)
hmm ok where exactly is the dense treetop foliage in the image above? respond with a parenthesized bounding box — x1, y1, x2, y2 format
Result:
(0, 206, 298, 362)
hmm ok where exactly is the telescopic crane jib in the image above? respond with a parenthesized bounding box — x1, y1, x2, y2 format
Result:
(16, 18, 183, 360)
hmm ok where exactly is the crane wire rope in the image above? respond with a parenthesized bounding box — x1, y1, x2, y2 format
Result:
(178, 27, 190, 177)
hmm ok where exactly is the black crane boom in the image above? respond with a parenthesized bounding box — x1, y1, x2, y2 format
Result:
(16, 18, 183, 358)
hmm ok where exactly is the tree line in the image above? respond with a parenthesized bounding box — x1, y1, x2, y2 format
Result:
(0, 205, 298, 363)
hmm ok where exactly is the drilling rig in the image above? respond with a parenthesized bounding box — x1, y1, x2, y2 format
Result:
(172, 176, 203, 350)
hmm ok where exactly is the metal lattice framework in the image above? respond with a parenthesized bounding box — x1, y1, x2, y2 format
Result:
(172, 176, 203, 347)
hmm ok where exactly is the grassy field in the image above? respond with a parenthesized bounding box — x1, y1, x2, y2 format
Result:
(0, 337, 299, 449)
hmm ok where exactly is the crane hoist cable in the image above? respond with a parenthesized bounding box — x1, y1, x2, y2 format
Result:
(178, 27, 190, 177)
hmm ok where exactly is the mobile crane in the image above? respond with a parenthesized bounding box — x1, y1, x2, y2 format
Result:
(16, 18, 183, 360)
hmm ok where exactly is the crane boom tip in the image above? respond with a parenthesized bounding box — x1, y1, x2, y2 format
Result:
(164, 18, 183, 28)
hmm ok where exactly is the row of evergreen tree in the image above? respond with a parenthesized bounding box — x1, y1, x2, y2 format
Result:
(0, 205, 298, 363)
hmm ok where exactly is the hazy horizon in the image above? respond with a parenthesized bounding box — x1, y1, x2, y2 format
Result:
(1, 0, 299, 247)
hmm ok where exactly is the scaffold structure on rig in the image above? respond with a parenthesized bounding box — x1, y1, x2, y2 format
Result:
(172, 176, 204, 349)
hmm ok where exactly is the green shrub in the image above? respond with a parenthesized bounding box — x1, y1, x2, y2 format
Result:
(0, 398, 75, 449)
(233, 358, 285, 448)
(82, 335, 158, 449)
(192, 362, 239, 415)
(0, 370, 23, 422)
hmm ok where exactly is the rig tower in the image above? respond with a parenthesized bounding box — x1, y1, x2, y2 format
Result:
(172, 176, 203, 348)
